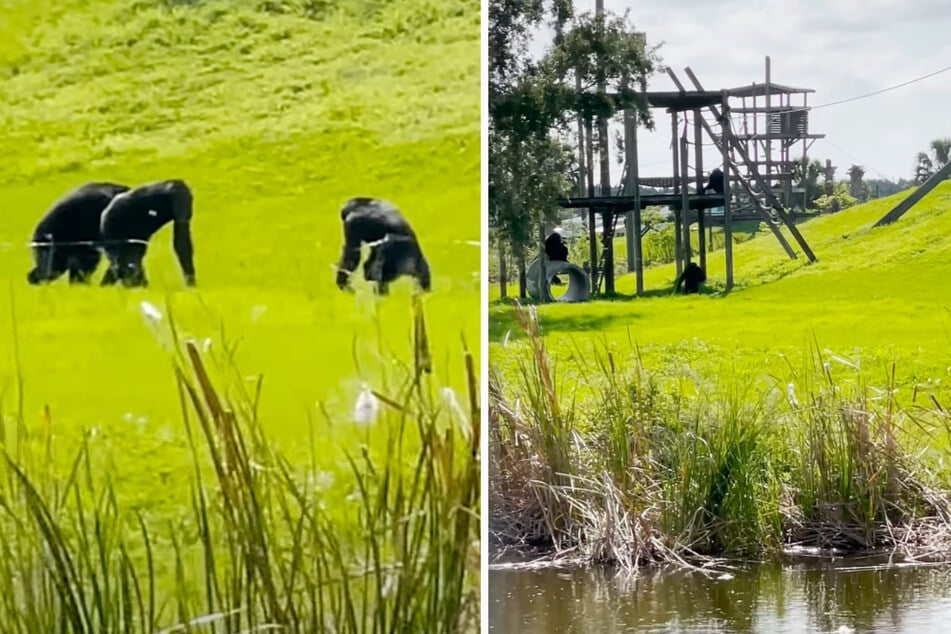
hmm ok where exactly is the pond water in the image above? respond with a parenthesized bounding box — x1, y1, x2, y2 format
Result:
(489, 557, 951, 633)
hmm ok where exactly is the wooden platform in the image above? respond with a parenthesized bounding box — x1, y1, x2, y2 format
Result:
(557, 193, 726, 211)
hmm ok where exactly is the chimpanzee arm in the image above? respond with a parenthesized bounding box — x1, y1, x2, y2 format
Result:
(336, 218, 364, 290)
(173, 221, 196, 286)
(676, 270, 685, 292)
(415, 251, 432, 292)
(169, 182, 196, 286)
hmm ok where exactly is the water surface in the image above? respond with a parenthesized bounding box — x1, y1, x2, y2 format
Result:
(489, 558, 951, 633)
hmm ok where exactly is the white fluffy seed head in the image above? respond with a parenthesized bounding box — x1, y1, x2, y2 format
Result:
(353, 383, 380, 427)
(139, 300, 162, 324)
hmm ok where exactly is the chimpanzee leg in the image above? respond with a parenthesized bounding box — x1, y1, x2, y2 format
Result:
(361, 248, 395, 295)
(363, 246, 383, 283)
(373, 239, 420, 294)
(103, 244, 148, 288)
(100, 268, 118, 286)
(66, 248, 101, 284)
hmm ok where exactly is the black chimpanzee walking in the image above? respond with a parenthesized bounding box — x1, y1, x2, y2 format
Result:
(335, 197, 431, 295)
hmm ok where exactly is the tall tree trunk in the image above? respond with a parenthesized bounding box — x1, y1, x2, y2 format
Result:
(517, 251, 527, 299)
(537, 223, 552, 303)
(498, 242, 508, 298)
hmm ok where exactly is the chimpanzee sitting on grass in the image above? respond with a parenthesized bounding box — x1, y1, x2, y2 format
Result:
(335, 197, 431, 295)
(98, 179, 197, 288)
(676, 261, 706, 294)
(27, 182, 131, 285)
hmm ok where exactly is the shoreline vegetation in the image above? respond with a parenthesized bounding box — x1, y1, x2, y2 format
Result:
(489, 302, 951, 575)
(0, 298, 480, 633)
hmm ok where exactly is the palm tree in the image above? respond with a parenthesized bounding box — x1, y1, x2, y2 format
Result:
(914, 137, 951, 184)
(931, 138, 951, 168)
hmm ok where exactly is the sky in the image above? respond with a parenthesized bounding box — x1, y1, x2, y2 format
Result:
(525, 0, 951, 183)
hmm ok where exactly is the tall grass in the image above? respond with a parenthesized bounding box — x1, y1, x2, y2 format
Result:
(490, 302, 951, 571)
(0, 296, 480, 633)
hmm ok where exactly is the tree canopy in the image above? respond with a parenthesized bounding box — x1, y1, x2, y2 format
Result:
(489, 1, 660, 271)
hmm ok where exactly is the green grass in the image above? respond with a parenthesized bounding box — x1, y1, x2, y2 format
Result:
(490, 183, 951, 385)
(0, 0, 480, 628)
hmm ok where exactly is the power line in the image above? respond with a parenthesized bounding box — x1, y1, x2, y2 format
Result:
(775, 63, 951, 115)
(816, 138, 893, 180)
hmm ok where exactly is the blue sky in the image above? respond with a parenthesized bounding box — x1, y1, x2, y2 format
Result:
(526, 0, 951, 182)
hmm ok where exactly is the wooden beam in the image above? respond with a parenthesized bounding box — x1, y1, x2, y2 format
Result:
(557, 193, 724, 209)
(671, 111, 683, 279)
(695, 109, 707, 272)
(722, 90, 734, 291)
(624, 107, 644, 296)
(680, 135, 692, 265)
(874, 161, 951, 227)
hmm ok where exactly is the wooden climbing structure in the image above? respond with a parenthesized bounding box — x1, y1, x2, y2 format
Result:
(557, 56, 822, 297)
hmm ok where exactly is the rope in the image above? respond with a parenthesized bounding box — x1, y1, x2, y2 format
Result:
(28, 238, 151, 248)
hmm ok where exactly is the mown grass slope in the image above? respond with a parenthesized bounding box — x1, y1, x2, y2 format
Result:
(0, 0, 479, 531)
(491, 183, 951, 386)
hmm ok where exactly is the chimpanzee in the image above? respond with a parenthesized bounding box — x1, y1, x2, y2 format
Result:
(98, 179, 196, 288)
(27, 182, 131, 285)
(701, 168, 724, 195)
(544, 229, 569, 286)
(545, 230, 569, 262)
(676, 261, 706, 294)
(335, 197, 431, 295)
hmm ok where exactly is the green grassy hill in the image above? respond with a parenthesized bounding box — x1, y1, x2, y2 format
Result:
(491, 182, 951, 385)
(1, 0, 479, 445)
(0, 1, 480, 625)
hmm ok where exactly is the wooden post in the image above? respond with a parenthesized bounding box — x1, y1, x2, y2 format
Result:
(679, 135, 691, 264)
(694, 108, 707, 272)
(576, 74, 599, 296)
(671, 111, 683, 279)
(765, 56, 772, 195)
(575, 72, 588, 282)
(585, 116, 598, 293)
(626, 109, 644, 296)
(623, 108, 637, 271)
(595, 0, 614, 295)
(721, 90, 734, 291)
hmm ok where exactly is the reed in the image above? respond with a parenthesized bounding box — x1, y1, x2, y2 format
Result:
(490, 302, 951, 570)
(0, 297, 480, 633)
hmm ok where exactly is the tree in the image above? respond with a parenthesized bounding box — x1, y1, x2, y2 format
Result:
(915, 152, 934, 184)
(846, 164, 866, 202)
(792, 157, 823, 209)
(813, 181, 857, 214)
(488, 0, 663, 298)
(865, 177, 915, 199)
(913, 137, 951, 184)
(489, 129, 576, 297)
